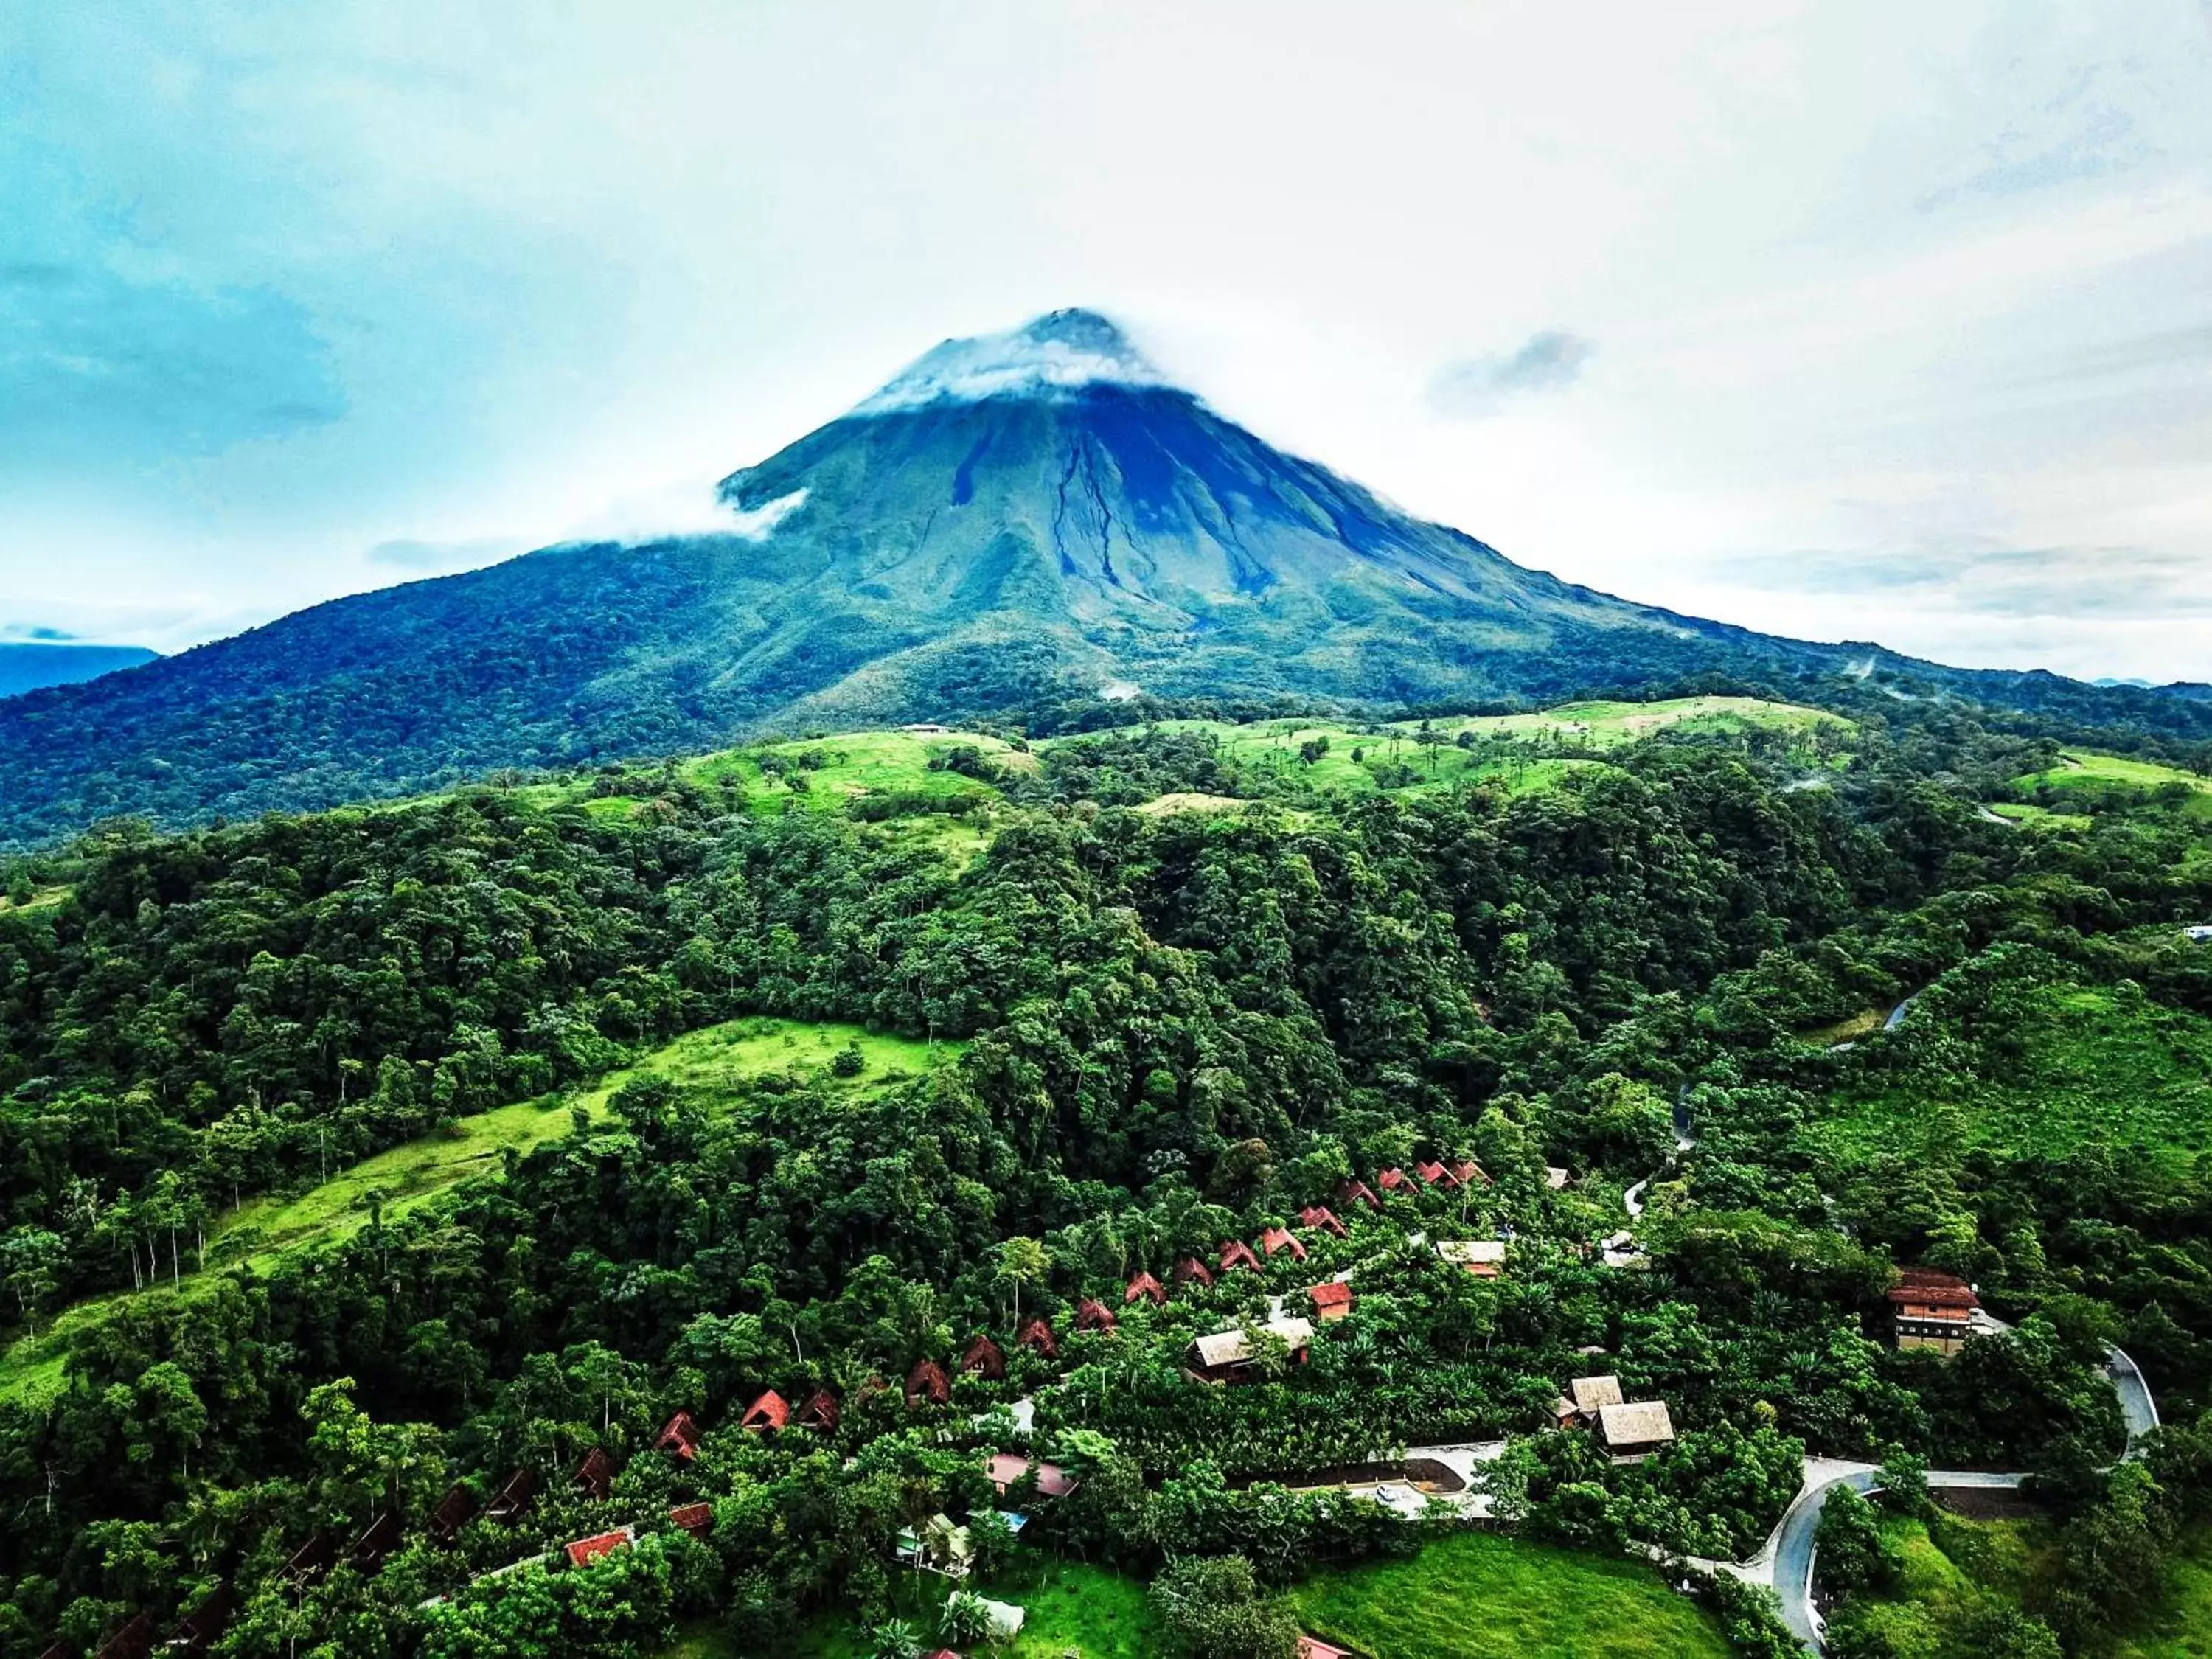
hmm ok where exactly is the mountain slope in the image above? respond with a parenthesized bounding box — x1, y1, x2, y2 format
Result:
(0, 310, 2201, 844)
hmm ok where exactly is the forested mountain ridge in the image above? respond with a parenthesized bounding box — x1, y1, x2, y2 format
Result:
(4, 308, 2208, 849)
(5, 703, 2212, 1657)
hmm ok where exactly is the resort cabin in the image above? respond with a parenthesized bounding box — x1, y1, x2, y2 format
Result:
(1596, 1399, 1677, 1462)
(1259, 1226, 1307, 1262)
(1450, 1159, 1492, 1187)
(2184, 924, 2212, 943)
(1889, 1267, 1983, 1357)
(1172, 1256, 1215, 1290)
(985, 1452, 1082, 1499)
(1298, 1204, 1349, 1239)
(1186, 1316, 1316, 1385)
(897, 1512, 975, 1577)
(1376, 1166, 1416, 1196)
(1557, 1373, 1624, 1427)
(1075, 1296, 1119, 1332)
(960, 1335, 1008, 1380)
(487, 1466, 538, 1525)
(739, 1390, 789, 1433)
(1415, 1160, 1460, 1191)
(796, 1386, 841, 1431)
(906, 1358, 953, 1407)
(164, 1584, 235, 1655)
(1124, 1270, 1167, 1306)
(93, 1612, 157, 1659)
(1544, 1166, 1572, 1190)
(669, 1501, 714, 1537)
(280, 1531, 334, 1586)
(1219, 1239, 1262, 1274)
(658, 1407, 707, 1455)
(1015, 1315, 1060, 1358)
(571, 1447, 615, 1501)
(1306, 1281, 1355, 1323)
(1338, 1178, 1383, 1214)
(426, 1484, 479, 1547)
(563, 1527, 633, 1569)
(1435, 1239, 1508, 1279)
(349, 1511, 405, 1575)
(1298, 1638, 1357, 1659)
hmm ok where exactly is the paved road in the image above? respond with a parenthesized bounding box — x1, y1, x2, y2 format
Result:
(1773, 1343, 2158, 1651)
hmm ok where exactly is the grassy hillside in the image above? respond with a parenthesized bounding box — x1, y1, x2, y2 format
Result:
(0, 1018, 950, 1407)
(2012, 750, 2212, 820)
(1290, 1531, 1733, 1658)
(1812, 968, 2212, 1172)
(1062, 694, 1848, 805)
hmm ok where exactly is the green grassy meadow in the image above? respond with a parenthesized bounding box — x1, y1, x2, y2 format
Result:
(686, 1554, 1161, 1659)
(0, 1018, 950, 1406)
(1814, 978, 2212, 1172)
(1290, 1531, 1733, 1659)
(2011, 751, 2212, 820)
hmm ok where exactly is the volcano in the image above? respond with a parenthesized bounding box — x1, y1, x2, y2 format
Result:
(0, 309, 2194, 841)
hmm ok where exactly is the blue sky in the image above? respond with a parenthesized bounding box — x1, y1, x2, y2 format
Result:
(4, 1, 2211, 681)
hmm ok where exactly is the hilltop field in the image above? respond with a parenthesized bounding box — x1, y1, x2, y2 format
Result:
(490, 694, 1851, 835)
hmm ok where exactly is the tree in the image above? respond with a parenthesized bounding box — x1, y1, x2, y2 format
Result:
(998, 1236, 1051, 1328)
(1812, 1485, 1896, 1596)
(1149, 1554, 1299, 1659)
(1, 1226, 65, 1332)
(940, 1589, 994, 1649)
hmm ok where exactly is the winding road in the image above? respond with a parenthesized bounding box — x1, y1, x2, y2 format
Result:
(1610, 1126, 2160, 1652)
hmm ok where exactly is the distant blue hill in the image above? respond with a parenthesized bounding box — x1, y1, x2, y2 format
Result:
(0, 642, 158, 699)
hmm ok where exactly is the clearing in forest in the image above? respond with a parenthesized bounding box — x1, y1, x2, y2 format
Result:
(1290, 1531, 1733, 1659)
(0, 1018, 950, 1406)
(2009, 751, 2212, 819)
(1813, 975, 2212, 1172)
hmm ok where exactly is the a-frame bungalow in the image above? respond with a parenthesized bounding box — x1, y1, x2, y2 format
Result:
(905, 1357, 952, 1407)
(1124, 1270, 1166, 1306)
(959, 1335, 1008, 1380)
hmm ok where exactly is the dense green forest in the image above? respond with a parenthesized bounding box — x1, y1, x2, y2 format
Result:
(4, 690, 2212, 1659)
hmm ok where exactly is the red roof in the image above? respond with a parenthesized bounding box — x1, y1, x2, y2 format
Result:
(1172, 1256, 1214, 1289)
(1124, 1271, 1166, 1305)
(740, 1389, 790, 1431)
(1308, 1281, 1354, 1310)
(656, 1408, 704, 1456)
(572, 1447, 614, 1499)
(1075, 1295, 1119, 1331)
(668, 1501, 714, 1537)
(1338, 1178, 1382, 1212)
(796, 1387, 841, 1430)
(565, 1529, 630, 1569)
(905, 1358, 951, 1406)
(1219, 1239, 1262, 1273)
(1016, 1316, 1060, 1357)
(1259, 1226, 1307, 1261)
(924, 1651, 962, 1659)
(1450, 1158, 1492, 1186)
(960, 1335, 1007, 1379)
(1890, 1267, 1980, 1309)
(1298, 1637, 1355, 1659)
(1377, 1166, 1413, 1193)
(1416, 1160, 1459, 1190)
(1298, 1205, 1349, 1239)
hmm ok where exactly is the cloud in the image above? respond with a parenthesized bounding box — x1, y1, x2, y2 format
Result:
(1705, 543, 2212, 622)
(1427, 330, 1594, 419)
(3, 624, 80, 641)
(0, 259, 347, 467)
